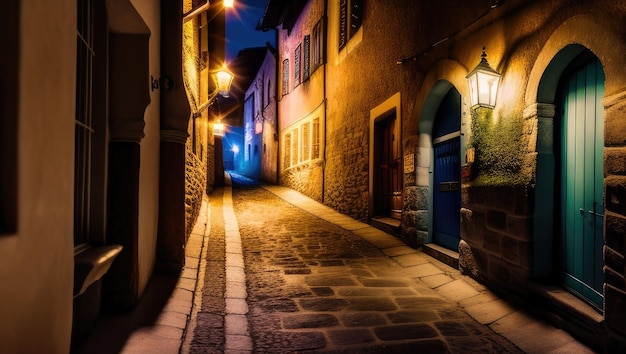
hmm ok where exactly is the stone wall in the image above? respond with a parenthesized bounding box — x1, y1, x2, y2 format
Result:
(602, 92, 626, 340)
(459, 186, 532, 292)
(324, 124, 369, 222)
(281, 160, 324, 202)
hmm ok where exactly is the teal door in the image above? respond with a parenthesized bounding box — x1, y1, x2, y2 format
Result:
(558, 55, 604, 309)
(432, 88, 461, 251)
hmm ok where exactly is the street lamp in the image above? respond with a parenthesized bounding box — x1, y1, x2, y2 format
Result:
(466, 47, 501, 109)
(193, 67, 234, 118)
(223, 0, 234, 8)
(215, 68, 234, 98)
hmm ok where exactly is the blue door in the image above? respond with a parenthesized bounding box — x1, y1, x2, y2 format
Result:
(558, 55, 604, 309)
(432, 88, 461, 251)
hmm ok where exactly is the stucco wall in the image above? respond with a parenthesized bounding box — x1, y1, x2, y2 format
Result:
(132, 0, 161, 298)
(0, 1, 75, 352)
(277, 0, 326, 200)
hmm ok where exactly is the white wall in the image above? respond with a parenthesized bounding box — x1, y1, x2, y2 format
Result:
(0, 0, 76, 352)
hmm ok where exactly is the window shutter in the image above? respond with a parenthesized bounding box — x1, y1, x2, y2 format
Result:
(350, 0, 363, 37)
(303, 35, 310, 80)
(339, 0, 348, 50)
(282, 58, 289, 95)
(294, 43, 301, 86)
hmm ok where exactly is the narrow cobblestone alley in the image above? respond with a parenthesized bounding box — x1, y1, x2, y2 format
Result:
(187, 176, 594, 353)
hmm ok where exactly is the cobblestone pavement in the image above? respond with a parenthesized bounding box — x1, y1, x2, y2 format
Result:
(187, 176, 594, 353)
(232, 186, 520, 353)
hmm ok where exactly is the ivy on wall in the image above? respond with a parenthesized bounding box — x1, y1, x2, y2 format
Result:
(468, 108, 531, 186)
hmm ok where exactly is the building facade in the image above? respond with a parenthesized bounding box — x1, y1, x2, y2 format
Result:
(260, 0, 327, 201)
(0, 0, 224, 351)
(261, 0, 626, 350)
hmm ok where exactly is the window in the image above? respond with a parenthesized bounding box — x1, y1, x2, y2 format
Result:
(284, 133, 291, 168)
(75, 0, 95, 245)
(294, 43, 302, 87)
(303, 35, 310, 81)
(302, 122, 310, 161)
(282, 58, 289, 96)
(292, 128, 299, 164)
(282, 117, 322, 171)
(312, 118, 320, 159)
(312, 17, 324, 71)
(339, 0, 363, 51)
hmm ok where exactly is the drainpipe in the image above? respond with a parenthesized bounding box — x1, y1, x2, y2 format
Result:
(321, 0, 328, 203)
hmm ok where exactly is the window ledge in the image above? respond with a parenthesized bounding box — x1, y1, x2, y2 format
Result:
(74, 245, 123, 298)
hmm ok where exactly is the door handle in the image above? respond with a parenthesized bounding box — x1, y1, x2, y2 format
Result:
(580, 208, 603, 218)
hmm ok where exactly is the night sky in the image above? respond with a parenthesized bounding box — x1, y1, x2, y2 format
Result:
(226, 0, 276, 62)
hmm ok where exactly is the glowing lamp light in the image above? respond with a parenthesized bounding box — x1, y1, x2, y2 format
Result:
(215, 69, 234, 98)
(466, 47, 501, 109)
(231, 144, 239, 154)
(223, 0, 234, 8)
(213, 121, 225, 137)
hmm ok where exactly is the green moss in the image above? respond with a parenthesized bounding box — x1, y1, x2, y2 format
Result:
(468, 108, 531, 187)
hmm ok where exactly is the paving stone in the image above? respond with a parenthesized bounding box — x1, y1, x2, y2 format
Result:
(304, 274, 357, 286)
(382, 246, 417, 257)
(463, 298, 518, 324)
(327, 328, 376, 346)
(393, 253, 430, 267)
(347, 297, 398, 311)
(311, 287, 335, 296)
(156, 311, 188, 329)
(394, 296, 450, 310)
(225, 314, 249, 335)
(225, 298, 249, 315)
(335, 287, 382, 297)
(299, 298, 349, 311)
(339, 312, 388, 327)
(387, 310, 440, 323)
(410, 263, 445, 277)
(282, 313, 340, 329)
(435, 279, 480, 302)
(420, 274, 454, 289)
(434, 321, 472, 336)
(357, 277, 409, 287)
(373, 323, 438, 340)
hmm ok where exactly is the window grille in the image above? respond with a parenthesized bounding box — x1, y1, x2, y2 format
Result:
(74, 0, 95, 246)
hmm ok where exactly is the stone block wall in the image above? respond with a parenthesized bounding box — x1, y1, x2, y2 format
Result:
(324, 124, 369, 222)
(281, 160, 324, 202)
(602, 93, 626, 343)
(459, 185, 533, 293)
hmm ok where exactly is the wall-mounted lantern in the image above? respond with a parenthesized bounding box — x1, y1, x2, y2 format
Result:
(223, 0, 234, 8)
(466, 47, 501, 109)
(213, 120, 226, 137)
(215, 68, 234, 98)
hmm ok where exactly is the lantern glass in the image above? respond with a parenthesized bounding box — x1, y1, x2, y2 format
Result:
(213, 121, 225, 137)
(466, 48, 501, 109)
(215, 69, 234, 98)
(224, 0, 234, 7)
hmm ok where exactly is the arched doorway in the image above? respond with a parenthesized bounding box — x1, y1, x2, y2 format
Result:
(534, 45, 605, 310)
(431, 87, 462, 251)
(555, 51, 605, 309)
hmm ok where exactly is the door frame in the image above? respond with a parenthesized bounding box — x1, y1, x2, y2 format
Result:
(369, 93, 402, 219)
